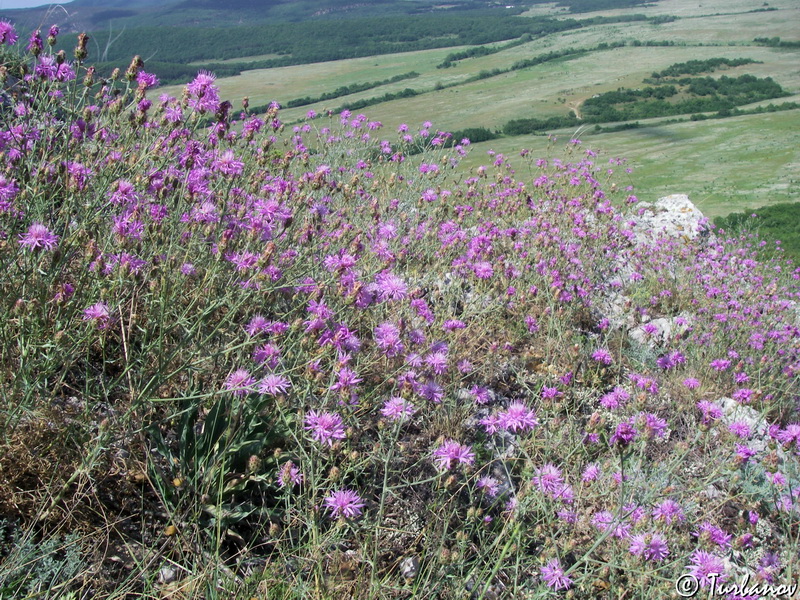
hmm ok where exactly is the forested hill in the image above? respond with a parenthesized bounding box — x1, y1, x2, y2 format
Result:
(0, 0, 657, 33)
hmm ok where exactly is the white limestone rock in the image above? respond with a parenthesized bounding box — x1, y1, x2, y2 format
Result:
(630, 194, 714, 247)
(628, 314, 693, 348)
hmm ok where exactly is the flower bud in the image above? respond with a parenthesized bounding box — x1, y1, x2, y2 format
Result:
(125, 55, 143, 81)
(75, 33, 89, 61)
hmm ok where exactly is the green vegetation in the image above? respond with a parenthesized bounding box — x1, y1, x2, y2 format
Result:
(715, 203, 800, 262)
(504, 114, 581, 135)
(2, 23, 799, 597)
(283, 72, 420, 109)
(74, 15, 585, 74)
(580, 73, 790, 122)
(437, 38, 531, 69)
(648, 57, 759, 79)
(753, 36, 800, 48)
(446, 126, 500, 145)
(336, 87, 421, 113)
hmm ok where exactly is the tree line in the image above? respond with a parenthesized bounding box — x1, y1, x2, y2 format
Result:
(580, 73, 789, 123)
(284, 72, 420, 109)
(648, 57, 758, 80)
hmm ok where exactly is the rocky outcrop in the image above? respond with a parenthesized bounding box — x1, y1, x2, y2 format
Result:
(629, 193, 714, 246)
(599, 194, 712, 333)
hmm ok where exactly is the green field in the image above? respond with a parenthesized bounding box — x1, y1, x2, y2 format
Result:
(157, 0, 800, 217)
(462, 109, 800, 218)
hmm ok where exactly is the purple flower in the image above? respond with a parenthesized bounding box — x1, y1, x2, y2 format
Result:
(497, 401, 539, 433)
(638, 412, 667, 438)
(728, 421, 751, 439)
(26, 30, 42, 54)
(472, 261, 493, 279)
(277, 461, 303, 487)
(777, 423, 800, 448)
(541, 386, 559, 399)
(476, 475, 500, 497)
(442, 319, 466, 331)
(582, 463, 600, 482)
(418, 378, 444, 403)
(253, 343, 281, 368)
(224, 369, 255, 396)
(629, 533, 669, 562)
(532, 464, 564, 495)
(657, 350, 686, 370)
(470, 385, 491, 404)
(599, 386, 629, 410)
(591, 348, 613, 365)
(329, 367, 362, 394)
(0, 175, 19, 208)
(686, 549, 728, 588)
(432, 440, 475, 471)
(610, 419, 637, 448)
(304, 410, 346, 446)
(683, 377, 701, 389)
(592, 510, 630, 538)
(425, 351, 448, 374)
(380, 397, 416, 422)
(735, 444, 756, 463)
(0, 20, 18, 46)
(710, 358, 731, 371)
(697, 400, 722, 425)
(374, 322, 404, 357)
(258, 374, 291, 396)
(18, 223, 58, 251)
(695, 521, 732, 549)
(82, 302, 112, 329)
(136, 71, 159, 89)
(186, 70, 220, 113)
(540, 558, 572, 590)
(324, 488, 365, 520)
(652, 499, 685, 525)
(373, 271, 407, 302)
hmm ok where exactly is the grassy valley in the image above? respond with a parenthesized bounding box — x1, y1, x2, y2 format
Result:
(142, 0, 799, 220)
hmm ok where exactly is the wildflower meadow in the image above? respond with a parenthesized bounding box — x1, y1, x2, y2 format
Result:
(0, 21, 798, 599)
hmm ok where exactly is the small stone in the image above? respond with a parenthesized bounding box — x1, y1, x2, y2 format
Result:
(399, 555, 419, 579)
(159, 565, 177, 584)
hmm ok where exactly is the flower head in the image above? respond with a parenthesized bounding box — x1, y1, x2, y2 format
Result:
(224, 369, 255, 396)
(82, 302, 112, 329)
(686, 549, 728, 588)
(476, 475, 500, 497)
(652, 499, 685, 525)
(304, 410, 346, 446)
(0, 20, 18, 46)
(380, 397, 416, 423)
(497, 402, 539, 433)
(432, 440, 475, 471)
(324, 488, 365, 520)
(186, 70, 220, 113)
(540, 558, 572, 590)
(374, 271, 408, 302)
(610, 419, 637, 448)
(591, 348, 613, 365)
(258, 374, 291, 396)
(277, 461, 303, 487)
(19, 223, 58, 252)
(629, 532, 669, 562)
